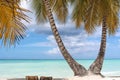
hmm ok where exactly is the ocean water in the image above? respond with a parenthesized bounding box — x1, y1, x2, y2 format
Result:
(0, 59, 120, 78)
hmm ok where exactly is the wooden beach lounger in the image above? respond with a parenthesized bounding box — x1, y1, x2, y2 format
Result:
(40, 76, 52, 80)
(26, 76, 38, 80)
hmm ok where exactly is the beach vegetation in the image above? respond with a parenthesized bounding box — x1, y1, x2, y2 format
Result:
(71, 0, 120, 75)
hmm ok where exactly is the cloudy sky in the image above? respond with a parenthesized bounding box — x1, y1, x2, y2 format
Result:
(0, 1, 120, 59)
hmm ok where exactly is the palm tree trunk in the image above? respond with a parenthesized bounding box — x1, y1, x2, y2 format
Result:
(88, 16, 107, 75)
(43, 0, 88, 76)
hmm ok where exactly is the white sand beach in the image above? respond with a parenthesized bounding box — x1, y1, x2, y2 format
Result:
(0, 76, 120, 80)
(0, 78, 25, 80)
(68, 75, 120, 80)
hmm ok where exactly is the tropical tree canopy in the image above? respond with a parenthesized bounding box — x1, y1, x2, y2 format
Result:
(32, 0, 69, 23)
(72, 0, 120, 34)
(0, 0, 29, 46)
(71, 0, 120, 75)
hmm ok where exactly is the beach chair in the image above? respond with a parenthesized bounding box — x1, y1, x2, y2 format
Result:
(26, 76, 38, 80)
(40, 76, 52, 80)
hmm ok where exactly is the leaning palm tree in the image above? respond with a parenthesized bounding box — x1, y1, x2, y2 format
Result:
(88, 0, 120, 75)
(72, 0, 120, 75)
(32, 0, 87, 76)
(0, 0, 29, 46)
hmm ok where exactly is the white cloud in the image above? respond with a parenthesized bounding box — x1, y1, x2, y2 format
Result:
(20, 1, 29, 8)
(45, 34, 100, 55)
(115, 32, 120, 37)
(22, 42, 53, 47)
(22, 31, 100, 56)
(48, 48, 60, 54)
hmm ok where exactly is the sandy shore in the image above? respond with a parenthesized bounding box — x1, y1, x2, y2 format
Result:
(0, 76, 120, 80)
(68, 75, 120, 80)
(0, 78, 25, 80)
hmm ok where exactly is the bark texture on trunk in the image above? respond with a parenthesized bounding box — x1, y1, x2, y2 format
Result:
(88, 17, 107, 74)
(43, 0, 88, 76)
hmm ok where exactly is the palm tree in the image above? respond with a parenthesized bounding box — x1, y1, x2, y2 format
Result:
(72, 0, 120, 75)
(0, 0, 29, 46)
(88, 0, 120, 75)
(32, 0, 87, 76)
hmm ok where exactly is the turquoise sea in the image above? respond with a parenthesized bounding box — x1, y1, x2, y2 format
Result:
(0, 59, 120, 78)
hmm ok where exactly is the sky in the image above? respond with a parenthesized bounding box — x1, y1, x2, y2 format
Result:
(0, 1, 120, 59)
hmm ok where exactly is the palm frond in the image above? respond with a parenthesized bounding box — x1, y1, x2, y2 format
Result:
(52, 0, 68, 23)
(84, 0, 100, 33)
(0, 0, 29, 46)
(72, 0, 120, 35)
(72, 0, 87, 27)
(106, 0, 119, 35)
(32, 0, 47, 23)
